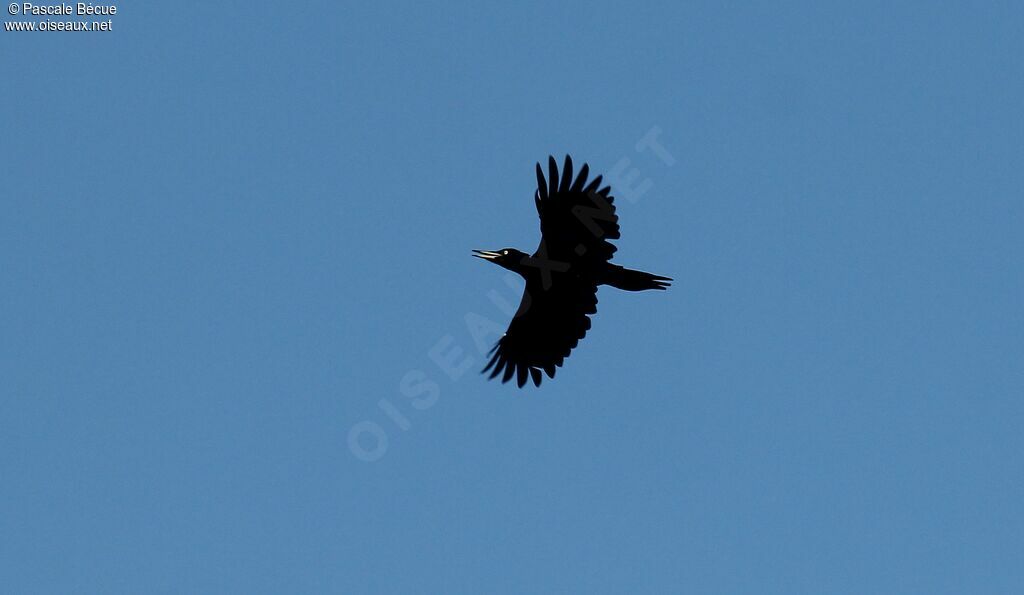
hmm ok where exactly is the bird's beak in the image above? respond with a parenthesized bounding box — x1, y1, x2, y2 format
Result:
(472, 249, 502, 260)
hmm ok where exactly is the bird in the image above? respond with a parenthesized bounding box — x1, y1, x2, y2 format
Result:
(473, 155, 672, 388)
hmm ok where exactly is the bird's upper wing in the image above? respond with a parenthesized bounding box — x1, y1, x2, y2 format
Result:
(534, 155, 620, 265)
(482, 275, 598, 388)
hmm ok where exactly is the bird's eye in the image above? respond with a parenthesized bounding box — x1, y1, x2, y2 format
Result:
(502, 250, 508, 255)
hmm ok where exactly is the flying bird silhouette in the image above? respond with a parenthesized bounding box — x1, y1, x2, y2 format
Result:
(473, 155, 671, 388)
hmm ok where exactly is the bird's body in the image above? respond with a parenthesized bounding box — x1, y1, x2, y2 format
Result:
(474, 155, 671, 387)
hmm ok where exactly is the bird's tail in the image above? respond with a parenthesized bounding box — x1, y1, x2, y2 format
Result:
(603, 265, 672, 291)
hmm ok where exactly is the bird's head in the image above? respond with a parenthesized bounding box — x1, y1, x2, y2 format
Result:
(471, 248, 528, 271)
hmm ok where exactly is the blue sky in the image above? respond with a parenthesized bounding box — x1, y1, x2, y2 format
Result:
(2, 2, 1022, 593)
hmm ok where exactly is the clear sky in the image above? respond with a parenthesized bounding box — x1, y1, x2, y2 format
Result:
(2, 2, 1022, 593)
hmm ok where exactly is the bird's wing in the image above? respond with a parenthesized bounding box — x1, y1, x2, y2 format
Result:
(482, 276, 598, 388)
(534, 155, 620, 265)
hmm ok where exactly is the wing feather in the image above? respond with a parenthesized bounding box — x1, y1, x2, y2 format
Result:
(571, 163, 589, 192)
(559, 155, 573, 195)
(502, 361, 516, 383)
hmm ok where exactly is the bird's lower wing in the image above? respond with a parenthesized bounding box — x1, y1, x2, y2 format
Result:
(482, 277, 598, 388)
